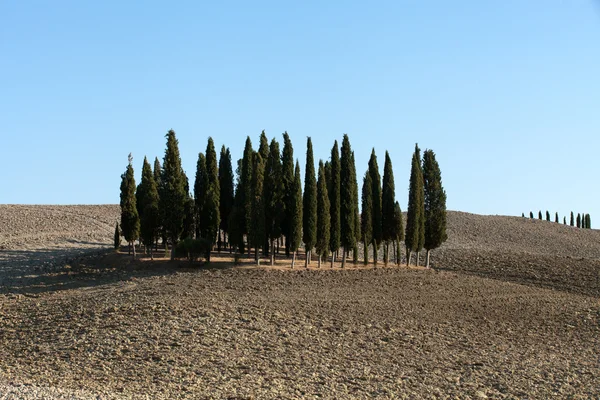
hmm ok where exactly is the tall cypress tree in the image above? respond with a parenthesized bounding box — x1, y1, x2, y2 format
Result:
(570, 211, 574, 226)
(381, 151, 396, 266)
(241, 137, 254, 251)
(181, 172, 195, 241)
(563, 216, 567, 225)
(530, 211, 534, 219)
(340, 134, 356, 268)
(586, 214, 592, 229)
(303, 137, 317, 266)
(316, 160, 331, 268)
(361, 170, 373, 266)
(546, 210, 550, 221)
(218, 146, 234, 251)
(138, 156, 160, 259)
(576, 213, 581, 228)
(153, 157, 163, 250)
(555, 212, 559, 223)
(289, 161, 303, 268)
(423, 149, 447, 267)
(120, 153, 140, 258)
(264, 138, 284, 264)
(249, 152, 266, 265)
(281, 132, 295, 257)
(201, 138, 220, 260)
(329, 142, 341, 267)
(351, 151, 360, 264)
(368, 150, 383, 265)
(393, 201, 404, 265)
(538, 211, 542, 220)
(194, 153, 208, 239)
(405, 144, 425, 266)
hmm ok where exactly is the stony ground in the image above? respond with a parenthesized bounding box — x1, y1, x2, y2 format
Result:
(0, 205, 599, 399)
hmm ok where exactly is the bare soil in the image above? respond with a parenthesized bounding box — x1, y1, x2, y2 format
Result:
(0, 205, 598, 399)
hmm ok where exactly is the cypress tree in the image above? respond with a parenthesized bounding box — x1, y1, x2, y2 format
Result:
(576, 213, 581, 228)
(138, 156, 160, 259)
(405, 144, 425, 266)
(303, 137, 317, 266)
(264, 138, 284, 265)
(570, 211, 574, 226)
(546, 210, 550, 221)
(316, 160, 331, 268)
(538, 211, 542, 220)
(160, 130, 186, 259)
(120, 153, 140, 258)
(564, 216, 567, 225)
(393, 201, 404, 265)
(258, 130, 269, 163)
(555, 212, 559, 223)
(153, 157, 162, 188)
(153, 157, 163, 250)
(423, 149, 447, 267)
(194, 153, 208, 239)
(281, 132, 295, 257)
(587, 214, 592, 229)
(381, 151, 396, 266)
(530, 211, 534, 219)
(249, 152, 266, 265)
(522, 213, 525, 218)
(114, 222, 120, 250)
(368, 149, 383, 264)
(351, 151, 360, 264)
(289, 161, 303, 268)
(181, 172, 195, 240)
(329, 142, 341, 267)
(361, 171, 373, 266)
(218, 146, 234, 252)
(200, 138, 220, 260)
(339, 134, 356, 268)
(241, 137, 254, 251)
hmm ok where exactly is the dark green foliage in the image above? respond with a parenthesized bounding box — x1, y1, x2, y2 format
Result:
(194, 153, 208, 238)
(368, 149, 383, 249)
(564, 216, 567, 225)
(329, 142, 341, 254)
(218, 146, 234, 245)
(555, 212, 559, 223)
(394, 201, 404, 242)
(120, 153, 140, 257)
(199, 138, 220, 259)
(303, 137, 317, 255)
(538, 211, 542, 220)
(181, 173, 195, 241)
(241, 137, 254, 241)
(381, 151, 396, 243)
(530, 211, 534, 219)
(576, 213, 581, 228)
(423, 150, 447, 253)
(264, 138, 284, 242)
(173, 237, 211, 263)
(206, 138, 220, 194)
(160, 130, 187, 256)
(351, 151, 360, 244)
(289, 161, 303, 254)
(522, 213, 525, 218)
(405, 144, 425, 261)
(281, 132, 295, 256)
(340, 135, 356, 254)
(153, 157, 162, 188)
(570, 211, 574, 226)
(586, 214, 592, 229)
(258, 130, 269, 163)
(361, 171, 373, 251)
(114, 222, 120, 249)
(138, 157, 160, 258)
(546, 211, 550, 221)
(249, 152, 266, 263)
(316, 160, 331, 261)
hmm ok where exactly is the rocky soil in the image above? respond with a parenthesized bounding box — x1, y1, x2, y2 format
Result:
(0, 205, 598, 398)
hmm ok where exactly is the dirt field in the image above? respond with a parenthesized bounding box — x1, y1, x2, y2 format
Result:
(0, 205, 598, 399)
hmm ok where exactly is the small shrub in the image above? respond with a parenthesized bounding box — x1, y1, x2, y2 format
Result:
(174, 237, 211, 263)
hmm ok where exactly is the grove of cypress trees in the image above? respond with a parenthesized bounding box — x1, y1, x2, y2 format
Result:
(329, 141, 341, 267)
(381, 151, 396, 266)
(361, 170, 373, 266)
(405, 144, 425, 266)
(120, 153, 140, 258)
(570, 211, 574, 226)
(303, 137, 317, 266)
(218, 146, 234, 252)
(393, 202, 404, 265)
(422, 149, 447, 267)
(249, 152, 266, 265)
(281, 132, 295, 257)
(264, 138, 284, 265)
(339, 134, 356, 268)
(546, 211, 550, 221)
(351, 151, 360, 264)
(289, 161, 303, 268)
(316, 160, 331, 268)
(368, 149, 382, 265)
(114, 222, 120, 249)
(194, 153, 208, 239)
(160, 130, 187, 259)
(138, 156, 160, 260)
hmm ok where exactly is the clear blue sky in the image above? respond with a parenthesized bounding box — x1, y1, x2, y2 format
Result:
(2, 1, 599, 220)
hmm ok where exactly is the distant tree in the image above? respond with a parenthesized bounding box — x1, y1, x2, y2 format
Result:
(538, 211, 542, 220)
(545, 210, 550, 221)
(563, 216, 567, 225)
(368, 149, 383, 265)
(381, 151, 396, 266)
(218, 146, 234, 252)
(351, 151, 360, 264)
(521, 213, 525, 218)
(303, 137, 317, 266)
(138, 157, 160, 259)
(281, 132, 295, 257)
(576, 213, 581, 228)
(194, 153, 208, 239)
(114, 222, 121, 250)
(340, 134, 356, 268)
(405, 144, 425, 266)
(120, 153, 140, 258)
(249, 152, 266, 265)
(570, 211, 574, 226)
(530, 211, 534, 219)
(316, 160, 331, 268)
(555, 212, 559, 223)
(361, 170, 373, 266)
(393, 202, 404, 266)
(586, 214, 592, 229)
(289, 161, 303, 268)
(423, 149, 447, 267)
(264, 139, 284, 264)
(329, 141, 341, 267)
(160, 130, 187, 259)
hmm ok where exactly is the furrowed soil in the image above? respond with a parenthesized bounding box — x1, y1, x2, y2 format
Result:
(0, 205, 598, 399)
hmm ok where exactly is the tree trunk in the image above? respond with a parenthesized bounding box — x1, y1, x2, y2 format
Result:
(372, 239, 378, 265)
(406, 248, 411, 266)
(318, 254, 322, 268)
(292, 251, 296, 269)
(255, 247, 260, 266)
(384, 243, 389, 267)
(128, 242, 131, 255)
(341, 246, 347, 268)
(363, 237, 369, 266)
(270, 240, 275, 266)
(132, 241, 136, 259)
(331, 251, 335, 268)
(426, 250, 431, 268)
(392, 241, 396, 265)
(150, 247, 153, 261)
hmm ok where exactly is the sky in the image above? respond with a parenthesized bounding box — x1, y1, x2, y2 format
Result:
(1, 1, 599, 220)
